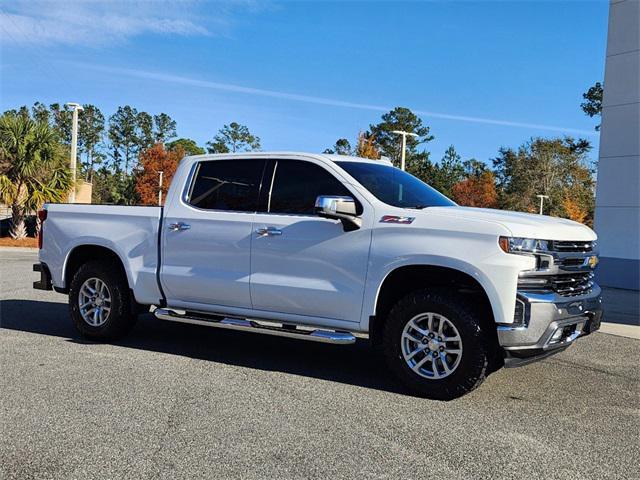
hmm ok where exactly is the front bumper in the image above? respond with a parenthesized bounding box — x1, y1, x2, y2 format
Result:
(497, 286, 603, 367)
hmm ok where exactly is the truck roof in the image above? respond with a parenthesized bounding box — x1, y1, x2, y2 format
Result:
(182, 151, 393, 166)
(320, 153, 394, 165)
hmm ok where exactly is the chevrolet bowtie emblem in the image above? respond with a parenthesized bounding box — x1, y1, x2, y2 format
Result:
(588, 255, 599, 268)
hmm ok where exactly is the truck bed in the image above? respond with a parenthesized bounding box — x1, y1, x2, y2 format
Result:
(40, 204, 163, 305)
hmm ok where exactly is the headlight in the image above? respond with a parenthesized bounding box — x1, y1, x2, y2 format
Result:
(499, 236, 553, 270)
(499, 237, 550, 254)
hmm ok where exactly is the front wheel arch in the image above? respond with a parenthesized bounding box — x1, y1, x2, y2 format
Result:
(371, 265, 500, 364)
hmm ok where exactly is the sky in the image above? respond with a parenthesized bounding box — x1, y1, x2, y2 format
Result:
(0, 0, 608, 165)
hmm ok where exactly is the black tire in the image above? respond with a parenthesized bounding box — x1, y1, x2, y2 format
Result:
(69, 260, 137, 340)
(382, 288, 490, 400)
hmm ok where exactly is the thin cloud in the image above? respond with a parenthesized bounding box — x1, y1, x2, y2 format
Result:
(79, 63, 598, 137)
(0, 1, 249, 46)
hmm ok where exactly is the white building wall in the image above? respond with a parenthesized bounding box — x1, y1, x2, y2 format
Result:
(594, 0, 640, 290)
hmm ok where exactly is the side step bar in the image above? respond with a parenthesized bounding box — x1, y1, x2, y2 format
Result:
(153, 308, 356, 345)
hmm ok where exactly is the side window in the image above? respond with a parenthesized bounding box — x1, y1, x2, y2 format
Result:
(268, 160, 360, 215)
(187, 159, 265, 211)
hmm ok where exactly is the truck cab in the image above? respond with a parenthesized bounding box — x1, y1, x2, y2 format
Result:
(34, 152, 602, 400)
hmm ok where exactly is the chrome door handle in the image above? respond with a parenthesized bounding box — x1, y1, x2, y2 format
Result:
(255, 227, 282, 236)
(169, 222, 191, 232)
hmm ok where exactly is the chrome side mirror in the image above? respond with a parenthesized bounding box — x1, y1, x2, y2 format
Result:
(315, 195, 361, 231)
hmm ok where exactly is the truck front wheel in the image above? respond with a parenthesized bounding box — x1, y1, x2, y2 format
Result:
(382, 289, 491, 400)
(69, 260, 137, 340)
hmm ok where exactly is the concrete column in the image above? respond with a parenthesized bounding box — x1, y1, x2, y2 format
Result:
(594, 0, 640, 290)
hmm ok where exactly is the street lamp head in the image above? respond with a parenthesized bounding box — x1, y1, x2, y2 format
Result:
(391, 130, 418, 172)
(65, 102, 84, 111)
(391, 130, 419, 137)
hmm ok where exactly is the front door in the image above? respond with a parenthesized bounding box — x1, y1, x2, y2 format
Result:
(161, 158, 266, 310)
(250, 159, 372, 323)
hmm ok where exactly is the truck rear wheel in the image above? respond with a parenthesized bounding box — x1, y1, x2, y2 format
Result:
(382, 288, 490, 400)
(69, 260, 137, 340)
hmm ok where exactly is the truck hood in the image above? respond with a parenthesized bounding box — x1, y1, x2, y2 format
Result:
(426, 206, 596, 241)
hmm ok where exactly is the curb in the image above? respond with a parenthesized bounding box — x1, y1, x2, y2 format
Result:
(0, 246, 38, 253)
(599, 322, 640, 340)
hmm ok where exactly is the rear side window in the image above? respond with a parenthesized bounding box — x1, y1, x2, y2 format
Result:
(187, 159, 265, 211)
(268, 160, 357, 215)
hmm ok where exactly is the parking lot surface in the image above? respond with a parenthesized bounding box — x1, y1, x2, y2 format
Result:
(1, 249, 638, 480)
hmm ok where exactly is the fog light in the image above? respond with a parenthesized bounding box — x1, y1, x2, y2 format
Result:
(513, 298, 526, 326)
(550, 328, 563, 344)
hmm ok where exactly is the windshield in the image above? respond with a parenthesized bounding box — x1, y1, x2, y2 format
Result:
(336, 161, 456, 208)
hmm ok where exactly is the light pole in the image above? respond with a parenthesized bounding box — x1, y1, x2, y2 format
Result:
(158, 171, 164, 206)
(391, 130, 419, 171)
(536, 194, 549, 215)
(66, 103, 83, 203)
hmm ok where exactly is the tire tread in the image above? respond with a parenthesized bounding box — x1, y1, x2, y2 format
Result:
(68, 260, 136, 340)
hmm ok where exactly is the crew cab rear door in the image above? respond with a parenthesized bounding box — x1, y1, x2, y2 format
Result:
(160, 158, 266, 311)
(250, 159, 372, 323)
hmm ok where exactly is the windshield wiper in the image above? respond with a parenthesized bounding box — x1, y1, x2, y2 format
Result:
(406, 204, 429, 210)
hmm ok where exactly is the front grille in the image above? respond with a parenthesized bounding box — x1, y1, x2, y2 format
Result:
(518, 272, 594, 297)
(549, 240, 594, 253)
(551, 272, 594, 296)
(518, 239, 597, 297)
(557, 257, 586, 267)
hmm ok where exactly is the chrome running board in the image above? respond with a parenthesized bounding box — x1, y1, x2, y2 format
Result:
(153, 308, 356, 345)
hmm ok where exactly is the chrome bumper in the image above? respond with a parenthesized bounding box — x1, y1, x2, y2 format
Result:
(497, 286, 603, 367)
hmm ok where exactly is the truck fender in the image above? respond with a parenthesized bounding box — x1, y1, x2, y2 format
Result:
(363, 255, 506, 331)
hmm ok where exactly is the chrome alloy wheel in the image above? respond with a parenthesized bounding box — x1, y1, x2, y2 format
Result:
(78, 277, 112, 327)
(401, 312, 463, 379)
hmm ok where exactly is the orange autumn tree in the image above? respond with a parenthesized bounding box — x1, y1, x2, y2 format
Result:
(135, 143, 183, 205)
(355, 132, 380, 159)
(562, 195, 589, 225)
(451, 171, 498, 208)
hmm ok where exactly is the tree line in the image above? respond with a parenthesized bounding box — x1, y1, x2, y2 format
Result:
(1, 103, 262, 211)
(0, 103, 264, 237)
(323, 105, 596, 225)
(0, 81, 601, 239)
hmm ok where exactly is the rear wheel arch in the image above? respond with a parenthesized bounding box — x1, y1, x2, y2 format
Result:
(64, 245, 131, 293)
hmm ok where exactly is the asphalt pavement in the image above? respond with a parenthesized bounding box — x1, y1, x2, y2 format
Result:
(1, 248, 638, 480)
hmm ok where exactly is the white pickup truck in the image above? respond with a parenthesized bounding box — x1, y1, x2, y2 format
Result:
(34, 152, 602, 399)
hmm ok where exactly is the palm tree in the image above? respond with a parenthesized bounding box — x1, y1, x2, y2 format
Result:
(0, 114, 73, 239)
